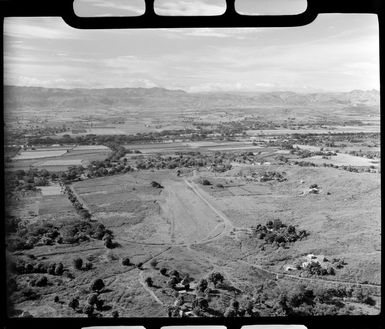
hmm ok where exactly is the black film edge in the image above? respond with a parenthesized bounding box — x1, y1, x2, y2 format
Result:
(1, 0, 383, 29)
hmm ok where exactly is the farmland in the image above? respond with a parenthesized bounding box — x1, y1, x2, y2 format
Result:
(4, 87, 381, 318)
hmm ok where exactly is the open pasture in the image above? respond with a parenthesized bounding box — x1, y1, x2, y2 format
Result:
(197, 165, 381, 285)
(12, 149, 68, 160)
(38, 194, 78, 217)
(308, 153, 379, 167)
(9, 146, 111, 171)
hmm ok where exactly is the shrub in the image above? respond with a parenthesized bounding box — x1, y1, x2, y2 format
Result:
(104, 237, 113, 249)
(68, 297, 79, 310)
(150, 259, 158, 268)
(84, 262, 93, 270)
(33, 262, 47, 273)
(87, 293, 98, 305)
(47, 263, 56, 275)
(83, 304, 94, 316)
(201, 179, 211, 186)
(54, 295, 59, 303)
(169, 270, 180, 278)
(95, 299, 104, 311)
(230, 299, 239, 311)
(196, 278, 208, 292)
(73, 258, 83, 270)
(54, 263, 64, 275)
(160, 268, 168, 276)
(167, 276, 179, 288)
(137, 262, 143, 269)
(35, 276, 48, 287)
(90, 278, 105, 292)
(224, 307, 236, 317)
(24, 263, 34, 273)
(145, 277, 153, 287)
(121, 257, 130, 266)
(151, 181, 163, 188)
(208, 271, 225, 287)
(112, 310, 119, 318)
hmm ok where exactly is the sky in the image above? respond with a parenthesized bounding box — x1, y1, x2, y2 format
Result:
(3, 0, 380, 93)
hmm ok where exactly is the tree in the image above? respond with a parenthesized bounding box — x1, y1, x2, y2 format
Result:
(169, 270, 180, 278)
(104, 237, 113, 249)
(167, 276, 179, 288)
(73, 258, 83, 270)
(112, 310, 119, 318)
(87, 293, 99, 305)
(84, 262, 93, 270)
(90, 278, 105, 293)
(54, 263, 64, 275)
(24, 263, 34, 273)
(145, 277, 153, 287)
(224, 307, 236, 317)
(230, 299, 239, 311)
(35, 276, 48, 287)
(95, 299, 104, 311)
(208, 271, 224, 287)
(121, 257, 130, 266)
(160, 267, 168, 276)
(68, 297, 79, 310)
(150, 259, 158, 268)
(196, 278, 208, 292)
(83, 304, 94, 316)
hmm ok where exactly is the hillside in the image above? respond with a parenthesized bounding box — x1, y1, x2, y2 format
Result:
(4, 86, 380, 113)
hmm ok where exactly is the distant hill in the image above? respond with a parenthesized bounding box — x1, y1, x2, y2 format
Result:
(4, 86, 380, 113)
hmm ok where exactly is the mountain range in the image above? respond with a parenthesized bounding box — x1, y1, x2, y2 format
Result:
(4, 86, 380, 112)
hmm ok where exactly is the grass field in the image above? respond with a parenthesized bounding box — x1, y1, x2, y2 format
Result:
(7, 165, 381, 317)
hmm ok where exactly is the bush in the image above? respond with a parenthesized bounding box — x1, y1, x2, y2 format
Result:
(150, 259, 158, 268)
(169, 270, 180, 278)
(104, 237, 113, 249)
(84, 262, 93, 270)
(35, 276, 48, 287)
(160, 268, 168, 276)
(224, 307, 237, 317)
(95, 299, 104, 311)
(54, 263, 64, 275)
(73, 258, 83, 270)
(208, 271, 225, 287)
(112, 310, 119, 318)
(145, 277, 153, 287)
(196, 278, 208, 292)
(68, 297, 79, 309)
(121, 257, 130, 266)
(83, 304, 94, 316)
(24, 263, 34, 273)
(47, 263, 56, 275)
(167, 276, 179, 288)
(87, 293, 98, 305)
(151, 181, 163, 188)
(33, 262, 47, 273)
(54, 295, 59, 303)
(137, 262, 143, 269)
(201, 179, 211, 186)
(90, 278, 105, 292)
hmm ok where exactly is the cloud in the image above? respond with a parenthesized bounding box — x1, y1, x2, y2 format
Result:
(74, 0, 145, 16)
(155, 0, 225, 15)
(4, 17, 80, 40)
